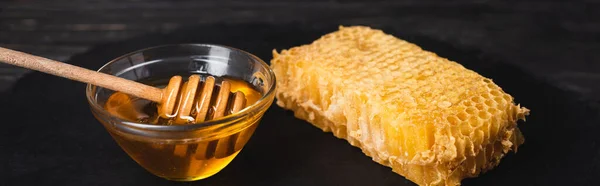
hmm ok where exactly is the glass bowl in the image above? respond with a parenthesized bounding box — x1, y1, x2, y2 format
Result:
(85, 44, 276, 181)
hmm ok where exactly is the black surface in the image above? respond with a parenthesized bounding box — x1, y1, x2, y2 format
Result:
(2, 23, 600, 186)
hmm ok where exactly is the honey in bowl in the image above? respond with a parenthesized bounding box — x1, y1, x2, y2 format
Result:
(101, 75, 262, 181)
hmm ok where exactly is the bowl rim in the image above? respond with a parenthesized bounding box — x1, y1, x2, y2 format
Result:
(85, 43, 276, 132)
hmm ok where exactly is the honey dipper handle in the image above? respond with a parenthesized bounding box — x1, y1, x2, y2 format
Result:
(0, 47, 163, 103)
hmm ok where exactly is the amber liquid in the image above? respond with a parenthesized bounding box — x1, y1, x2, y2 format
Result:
(101, 76, 262, 181)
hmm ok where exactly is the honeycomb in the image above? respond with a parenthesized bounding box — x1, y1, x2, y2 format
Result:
(270, 26, 529, 186)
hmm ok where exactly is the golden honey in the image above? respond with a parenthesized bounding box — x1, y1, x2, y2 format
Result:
(101, 76, 262, 181)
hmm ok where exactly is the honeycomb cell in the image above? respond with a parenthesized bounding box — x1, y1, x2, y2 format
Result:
(484, 99, 494, 107)
(481, 93, 490, 99)
(490, 90, 501, 97)
(460, 123, 472, 136)
(494, 97, 505, 105)
(503, 94, 511, 102)
(471, 96, 482, 103)
(457, 112, 468, 121)
(447, 116, 460, 125)
(478, 111, 491, 119)
(487, 108, 499, 115)
(473, 103, 484, 110)
(466, 107, 477, 115)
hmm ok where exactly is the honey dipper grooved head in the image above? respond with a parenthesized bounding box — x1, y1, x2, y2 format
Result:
(159, 75, 247, 125)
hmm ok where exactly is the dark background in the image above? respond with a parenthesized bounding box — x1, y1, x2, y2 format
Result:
(1, 0, 600, 185)
(1, 0, 599, 100)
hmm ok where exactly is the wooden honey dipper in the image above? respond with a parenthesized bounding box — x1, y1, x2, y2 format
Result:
(1, 47, 251, 173)
(0, 47, 247, 124)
